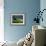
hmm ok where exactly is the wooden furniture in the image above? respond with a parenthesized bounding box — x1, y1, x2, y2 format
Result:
(31, 25, 46, 46)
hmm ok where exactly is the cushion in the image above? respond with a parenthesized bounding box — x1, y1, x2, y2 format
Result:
(17, 37, 25, 46)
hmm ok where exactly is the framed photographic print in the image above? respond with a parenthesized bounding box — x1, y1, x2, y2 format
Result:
(11, 14, 25, 25)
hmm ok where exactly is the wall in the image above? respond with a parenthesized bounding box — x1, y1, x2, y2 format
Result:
(4, 0, 40, 42)
(40, 0, 46, 27)
(0, 0, 4, 42)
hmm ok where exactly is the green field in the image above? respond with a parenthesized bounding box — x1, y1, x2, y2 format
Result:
(12, 18, 23, 23)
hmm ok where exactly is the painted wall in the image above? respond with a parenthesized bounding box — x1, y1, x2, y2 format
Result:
(40, 0, 46, 27)
(4, 0, 40, 42)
